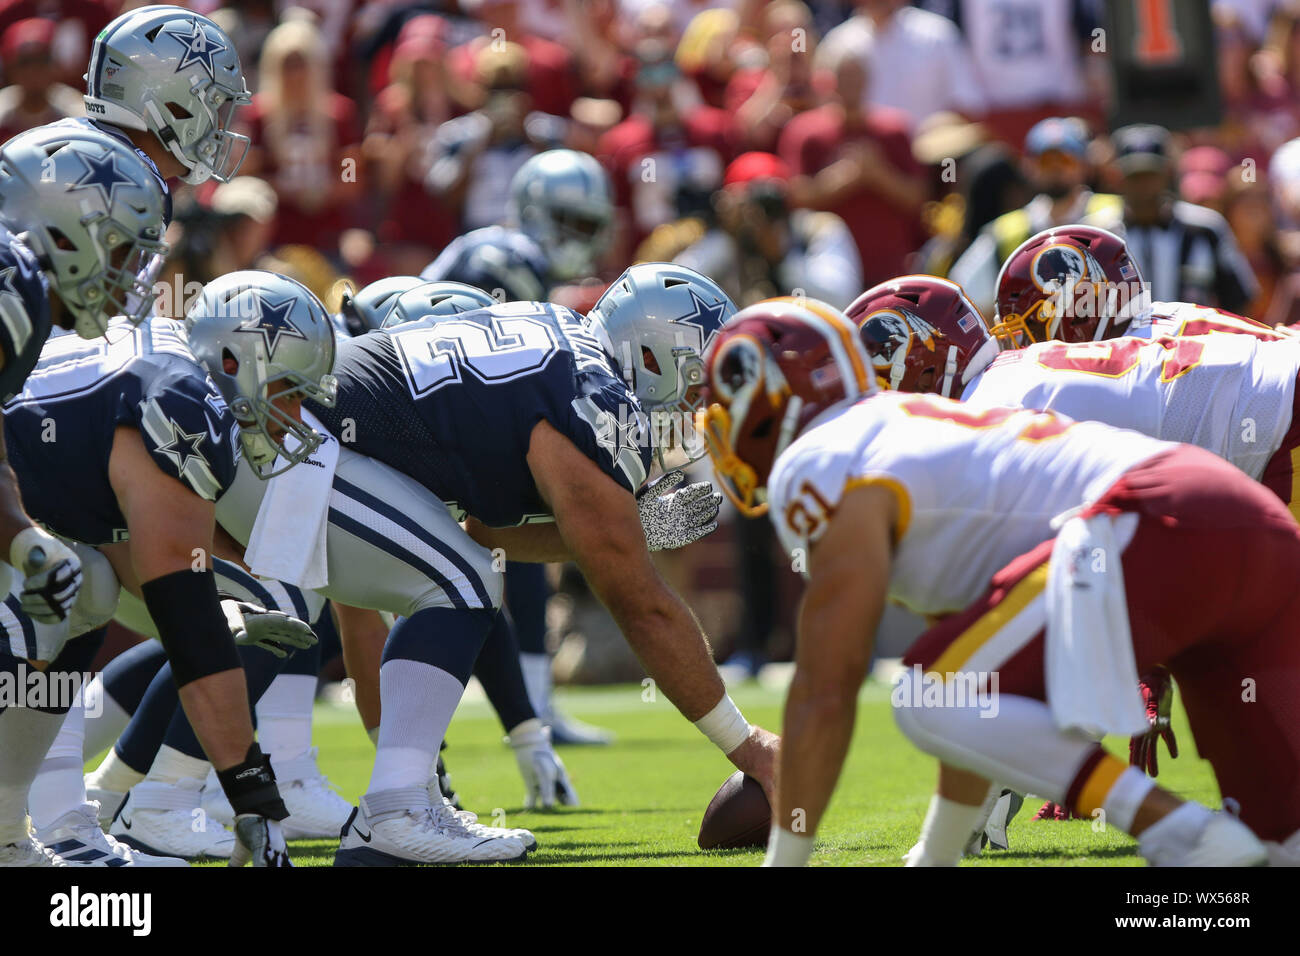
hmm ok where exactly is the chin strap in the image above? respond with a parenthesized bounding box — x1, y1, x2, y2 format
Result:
(940, 345, 959, 397)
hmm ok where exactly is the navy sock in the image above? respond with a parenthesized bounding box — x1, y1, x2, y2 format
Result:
(472, 611, 537, 731)
(504, 561, 549, 654)
(101, 639, 169, 717)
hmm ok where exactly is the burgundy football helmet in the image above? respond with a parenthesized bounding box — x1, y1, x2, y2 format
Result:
(992, 225, 1147, 345)
(847, 275, 1000, 397)
(697, 297, 874, 516)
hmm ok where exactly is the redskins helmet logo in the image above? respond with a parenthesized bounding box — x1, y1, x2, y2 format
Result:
(858, 306, 936, 371)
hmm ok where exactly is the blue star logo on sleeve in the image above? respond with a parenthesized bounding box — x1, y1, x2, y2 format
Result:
(164, 19, 227, 78)
(155, 424, 208, 474)
(237, 296, 306, 357)
(0, 266, 22, 300)
(68, 149, 140, 206)
(671, 289, 729, 351)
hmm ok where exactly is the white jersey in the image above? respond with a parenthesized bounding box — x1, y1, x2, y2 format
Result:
(767, 391, 1170, 616)
(965, 325, 1300, 481)
(1126, 300, 1294, 342)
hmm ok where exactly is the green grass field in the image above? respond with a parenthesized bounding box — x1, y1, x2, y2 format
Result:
(229, 674, 1218, 867)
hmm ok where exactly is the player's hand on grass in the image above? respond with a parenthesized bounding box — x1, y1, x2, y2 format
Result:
(1130, 667, 1178, 777)
(636, 469, 722, 551)
(507, 719, 579, 809)
(11, 526, 82, 626)
(222, 600, 318, 658)
(726, 725, 780, 808)
(229, 815, 293, 867)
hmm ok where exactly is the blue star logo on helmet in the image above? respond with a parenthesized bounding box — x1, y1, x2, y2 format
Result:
(164, 19, 227, 78)
(672, 289, 729, 350)
(67, 148, 140, 206)
(238, 295, 306, 357)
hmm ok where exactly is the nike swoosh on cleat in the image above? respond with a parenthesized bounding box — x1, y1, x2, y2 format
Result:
(120, 818, 132, 830)
(353, 827, 371, 843)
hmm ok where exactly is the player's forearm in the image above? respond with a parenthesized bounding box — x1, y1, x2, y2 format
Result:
(464, 517, 573, 563)
(0, 456, 35, 556)
(333, 602, 386, 730)
(777, 668, 858, 839)
(602, 578, 726, 721)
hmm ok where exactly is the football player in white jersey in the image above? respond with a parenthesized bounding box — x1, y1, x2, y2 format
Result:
(698, 297, 1300, 867)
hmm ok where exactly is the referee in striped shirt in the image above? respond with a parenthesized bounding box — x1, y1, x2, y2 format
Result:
(1112, 124, 1258, 314)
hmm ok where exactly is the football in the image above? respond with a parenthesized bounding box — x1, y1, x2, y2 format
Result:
(697, 771, 771, 850)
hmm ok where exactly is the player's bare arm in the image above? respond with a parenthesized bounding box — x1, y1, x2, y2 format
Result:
(528, 418, 778, 789)
(109, 424, 255, 770)
(331, 601, 387, 731)
(464, 516, 572, 563)
(773, 484, 894, 858)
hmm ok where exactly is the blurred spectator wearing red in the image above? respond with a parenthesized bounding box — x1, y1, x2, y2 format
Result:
(0, 17, 80, 143)
(426, 41, 565, 233)
(726, 1, 821, 152)
(779, 44, 924, 288)
(674, 151, 862, 309)
(241, 15, 363, 257)
(448, 0, 578, 119)
(597, 17, 736, 252)
(0, 0, 111, 90)
(363, 15, 459, 275)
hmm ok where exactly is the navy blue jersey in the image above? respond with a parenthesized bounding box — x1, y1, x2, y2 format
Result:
(421, 226, 551, 303)
(307, 301, 651, 527)
(0, 226, 52, 404)
(51, 117, 174, 226)
(3, 318, 240, 545)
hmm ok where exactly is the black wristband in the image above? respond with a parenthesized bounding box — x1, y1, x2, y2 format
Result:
(217, 743, 289, 820)
(140, 568, 241, 687)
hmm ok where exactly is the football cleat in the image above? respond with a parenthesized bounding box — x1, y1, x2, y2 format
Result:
(547, 709, 615, 747)
(110, 780, 235, 860)
(439, 796, 537, 853)
(273, 748, 354, 840)
(85, 784, 127, 830)
(334, 788, 529, 866)
(0, 833, 65, 867)
(983, 789, 1024, 851)
(38, 803, 187, 867)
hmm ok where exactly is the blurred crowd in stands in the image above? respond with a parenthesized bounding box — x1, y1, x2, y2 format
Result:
(10, 0, 1300, 672)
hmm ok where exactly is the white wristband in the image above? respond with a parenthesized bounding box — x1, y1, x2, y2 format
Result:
(694, 693, 750, 754)
(9, 525, 54, 571)
(763, 826, 814, 867)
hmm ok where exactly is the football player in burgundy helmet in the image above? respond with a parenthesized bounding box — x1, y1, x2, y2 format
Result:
(697, 297, 875, 517)
(991, 225, 1149, 346)
(847, 276, 1001, 397)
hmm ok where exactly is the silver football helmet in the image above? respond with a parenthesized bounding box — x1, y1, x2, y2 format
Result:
(381, 281, 496, 329)
(84, 5, 252, 185)
(587, 262, 734, 415)
(339, 275, 424, 331)
(185, 270, 338, 478)
(509, 149, 614, 281)
(0, 126, 168, 338)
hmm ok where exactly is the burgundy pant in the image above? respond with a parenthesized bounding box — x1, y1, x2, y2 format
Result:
(905, 445, 1300, 841)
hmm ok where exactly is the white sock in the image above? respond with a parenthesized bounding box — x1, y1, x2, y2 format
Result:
(29, 697, 88, 828)
(520, 652, 551, 720)
(1102, 767, 1157, 834)
(907, 792, 986, 866)
(81, 674, 132, 761)
(0, 707, 64, 842)
(146, 745, 212, 785)
(85, 748, 147, 795)
(366, 659, 463, 794)
(255, 674, 316, 763)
